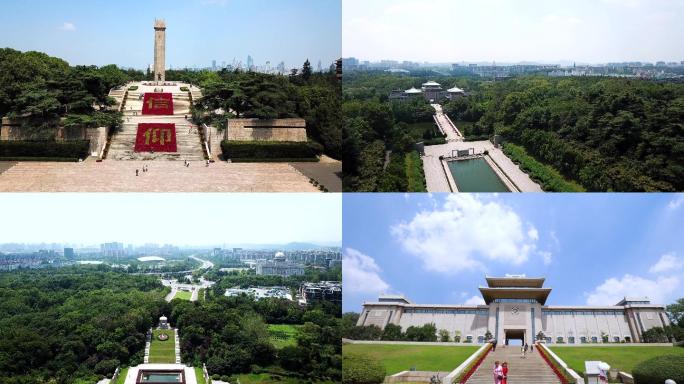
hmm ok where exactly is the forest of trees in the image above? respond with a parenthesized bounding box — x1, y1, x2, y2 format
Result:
(441, 76, 684, 191)
(170, 64, 342, 159)
(172, 294, 341, 382)
(342, 71, 684, 191)
(0, 267, 167, 384)
(342, 73, 442, 191)
(0, 48, 132, 138)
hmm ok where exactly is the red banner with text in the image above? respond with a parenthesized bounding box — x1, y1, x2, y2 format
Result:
(142, 93, 174, 115)
(134, 123, 177, 152)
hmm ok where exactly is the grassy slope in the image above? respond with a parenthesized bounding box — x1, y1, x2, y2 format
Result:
(113, 367, 129, 384)
(237, 372, 336, 384)
(149, 329, 176, 363)
(268, 324, 301, 349)
(343, 344, 479, 375)
(405, 151, 427, 192)
(174, 290, 192, 300)
(550, 346, 684, 376)
(194, 367, 206, 384)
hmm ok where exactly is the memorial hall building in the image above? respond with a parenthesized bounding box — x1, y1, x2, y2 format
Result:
(357, 275, 670, 345)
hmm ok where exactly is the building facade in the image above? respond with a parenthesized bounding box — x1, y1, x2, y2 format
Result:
(357, 276, 670, 344)
(388, 81, 465, 103)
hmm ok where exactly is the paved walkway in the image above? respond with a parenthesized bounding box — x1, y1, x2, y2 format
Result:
(423, 141, 543, 192)
(290, 156, 342, 192)
(0, 160, 318, 192)
(431, 104, 463, 141)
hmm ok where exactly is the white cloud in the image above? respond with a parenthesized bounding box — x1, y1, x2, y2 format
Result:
(464, 295, 486, 305)
(649, 252, 682, 274)
(60, 22, 76, 31)
(342, 248, 390, 295)
(391, 195, 539, 274)
(668, 195, 684, 210)
(585, 274, 680, 306)
(528, 228, 539, 241)
(539, 251, 553, 266)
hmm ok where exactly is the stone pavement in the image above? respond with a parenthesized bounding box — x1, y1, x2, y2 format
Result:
(423, 140, 543, 192)
(0, 160, 319, 192)
(290, 156, 342, 192)
(431, 103, 463, 141)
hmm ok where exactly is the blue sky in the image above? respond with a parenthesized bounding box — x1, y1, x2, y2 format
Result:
(343, 0, 684, 63)
(0, 193, 341, 246)
(0, 0, 341, 69)
(343, 193, 684, 312)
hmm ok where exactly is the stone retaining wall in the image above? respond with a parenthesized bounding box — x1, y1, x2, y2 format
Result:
(226, 118, 307, 142)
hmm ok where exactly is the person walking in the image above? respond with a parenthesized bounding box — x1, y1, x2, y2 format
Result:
(522, 343, 528, 358)
(501, 362, 508, 384)
(493, 361, 503, 384)
(492, 339, 497, 352)
(135, 169, 139, 176)
(530, 344, 534, 353)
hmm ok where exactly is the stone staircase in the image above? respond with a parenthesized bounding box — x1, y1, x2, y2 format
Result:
(466, 346, 561, 384)
(106, 86, 205, 160)
(107, 120, 205, 160)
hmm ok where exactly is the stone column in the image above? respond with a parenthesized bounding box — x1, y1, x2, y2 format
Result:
(154, 19, 166, 83)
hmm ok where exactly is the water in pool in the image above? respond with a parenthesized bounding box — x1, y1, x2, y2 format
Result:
(142, 373, 181, 382)
(447, 157, 510, 192)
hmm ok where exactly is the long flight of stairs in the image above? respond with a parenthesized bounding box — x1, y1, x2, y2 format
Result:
(105, 84, 205, 161)
(466, 346, 561, 384)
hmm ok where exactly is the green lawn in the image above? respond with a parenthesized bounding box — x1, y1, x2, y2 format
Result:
(236, 373, 336, 384)
(343, 344, 479, 375)
(268, 324, 301, 349)
(149, 329, 177, 363)
(194, 367, 206, 384)
(174, 290, 192, 300)
(113, 367, 129, 384)
(550, 345, 684, 377)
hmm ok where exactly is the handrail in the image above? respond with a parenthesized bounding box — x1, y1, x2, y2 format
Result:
(442, 342, 492, 384)
(537, 343, 584, 384)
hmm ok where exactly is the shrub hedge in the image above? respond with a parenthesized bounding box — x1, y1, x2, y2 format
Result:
(342, 354, 385, 384)
(423, 137, 447, 146)
(502, 142, 585, 192)
(0, 140, 90, 160)
(180, 86, 189, 92)
(405, 151, 427, 192)
(220, 140, 321, 161)
(128, 86, 138, 91)
(632, 355, 684, 384)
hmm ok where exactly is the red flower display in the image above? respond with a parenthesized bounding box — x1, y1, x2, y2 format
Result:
(142, 93, 174, 115)
(134, 123, 177, 152)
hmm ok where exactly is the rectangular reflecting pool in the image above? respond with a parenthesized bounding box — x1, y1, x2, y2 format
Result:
(447, 157, 510, 192)
(140, 372, 182, 383)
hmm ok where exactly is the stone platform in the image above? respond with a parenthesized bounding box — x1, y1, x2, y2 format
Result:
(0, 160, 318, 192)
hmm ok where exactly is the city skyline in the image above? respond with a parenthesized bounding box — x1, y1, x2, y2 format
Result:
(343, 0, 684, 63)
(0, 193, 342, 246)
(0, 0, 341, 70)
(343, 193, 684, 312)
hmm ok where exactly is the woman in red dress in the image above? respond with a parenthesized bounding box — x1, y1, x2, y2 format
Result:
(502, 362, 508, 384)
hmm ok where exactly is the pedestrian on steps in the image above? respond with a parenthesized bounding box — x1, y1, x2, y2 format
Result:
(530, 344, 534, 353)
(493, 361, 503, 384)
(492, 339, 497, 351)
(135, 169, 139, 176)
(502, 362, 508, 384)
(522, 343, 528, 358)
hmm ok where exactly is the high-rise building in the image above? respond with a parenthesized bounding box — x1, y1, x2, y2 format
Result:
(64, 248, 74, 259)
(212, 60, 217, 70)
(247, 55, 254, 70)
(101, 242, 125, 258)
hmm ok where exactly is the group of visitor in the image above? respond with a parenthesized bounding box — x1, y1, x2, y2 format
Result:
(135, 164, 150, 176)
(493, 361, 508, 384)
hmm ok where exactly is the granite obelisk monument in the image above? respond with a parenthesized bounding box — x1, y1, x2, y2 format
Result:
(153, 19, 166, 83)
